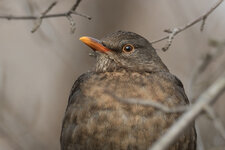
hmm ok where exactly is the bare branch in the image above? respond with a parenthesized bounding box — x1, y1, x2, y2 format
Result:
(162, 28, 179, 51)
(67, 15, 76, 33)
(70, 11, 91, 20)
(31, 1, 57, 33)
(200, 16, 207, 32)
(0, 13, 90, 20)
(151, 0, 224, 51)
(149, 72, 225, 150)
(0, 0, 91, 33)
(105, 91, 189, 113)
(71, 0, 82, 11)
(42, 1, 58, 16)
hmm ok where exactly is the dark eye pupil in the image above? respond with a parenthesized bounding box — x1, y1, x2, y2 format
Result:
(125, 46, 132, 51)
(123, 44, 134, 52)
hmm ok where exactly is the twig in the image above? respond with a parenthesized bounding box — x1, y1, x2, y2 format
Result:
(106, 91, 189, 113)
(71, 0, 82, 11)
(204, 105, 225, 141)
(162, 28, 179, 51)
(151, 0, 224, 51)
(149, 72, 225, 150)
(70, 11, 91, 20)
(200, 16, 207, 32)
(31, 1, 57, 33)
(66, 0, 81, 33)
(0, 13, 91, 20)
(66, 15, 76, 33)
(0, 0, 91, 33)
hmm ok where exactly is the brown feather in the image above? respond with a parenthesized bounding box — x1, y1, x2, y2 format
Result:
(60, 71, 196, 150)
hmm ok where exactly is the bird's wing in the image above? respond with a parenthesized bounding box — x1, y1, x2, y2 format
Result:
(67, 72, 93, 108)
(60, 72, 92, 150)
(163, 72, 196, 149)
(173, 75, 190, 104)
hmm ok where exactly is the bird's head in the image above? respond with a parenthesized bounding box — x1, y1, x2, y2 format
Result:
(80, 31, 169, 73)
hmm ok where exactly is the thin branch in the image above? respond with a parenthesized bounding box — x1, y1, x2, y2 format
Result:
(0, 12, 91, 20)
(66, 15, 76, 33)
(151, 0, 224, 51)
(65, 0, 83, 33)
(162, 28, 178, 51)
(200, 16, 207, 32)
(204, 105, 225, 141)
(149, 72, 225, 150)
(70, 11, 91, 20)
(71, 0, 82, 11)
(0, 0, 91, 33)
(105, 91, 189, 113)
(31, 1, 57, 33)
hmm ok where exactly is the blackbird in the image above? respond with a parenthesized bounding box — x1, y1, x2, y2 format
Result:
(60, 31, 196, 150)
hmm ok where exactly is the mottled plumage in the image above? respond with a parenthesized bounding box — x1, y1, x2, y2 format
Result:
(60, 31, 196, 150)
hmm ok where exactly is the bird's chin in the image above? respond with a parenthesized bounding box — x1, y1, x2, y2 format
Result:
(95, 55, 118, 73)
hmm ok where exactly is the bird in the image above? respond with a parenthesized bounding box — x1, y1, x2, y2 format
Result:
(60, 31, 196, 150)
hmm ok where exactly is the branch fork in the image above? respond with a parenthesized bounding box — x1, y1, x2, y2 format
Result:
(151, 0, 224, 51)
(0, 0, 91, 33)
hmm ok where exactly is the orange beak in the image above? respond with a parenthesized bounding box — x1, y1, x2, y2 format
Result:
(79, 36, 111, 53)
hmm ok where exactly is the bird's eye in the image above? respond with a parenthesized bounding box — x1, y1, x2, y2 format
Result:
(122, 44, 134, 53)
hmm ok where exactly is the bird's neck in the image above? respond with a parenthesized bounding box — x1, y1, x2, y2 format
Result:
(95, 54, 169, 73)
(95, 54, 117, 72)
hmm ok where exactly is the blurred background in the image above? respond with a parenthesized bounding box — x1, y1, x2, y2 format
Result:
(0, 0, 225, 149)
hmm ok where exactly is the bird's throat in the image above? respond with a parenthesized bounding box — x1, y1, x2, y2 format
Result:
(95, 54, 118, 72)
(95, 54, 169, 73)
